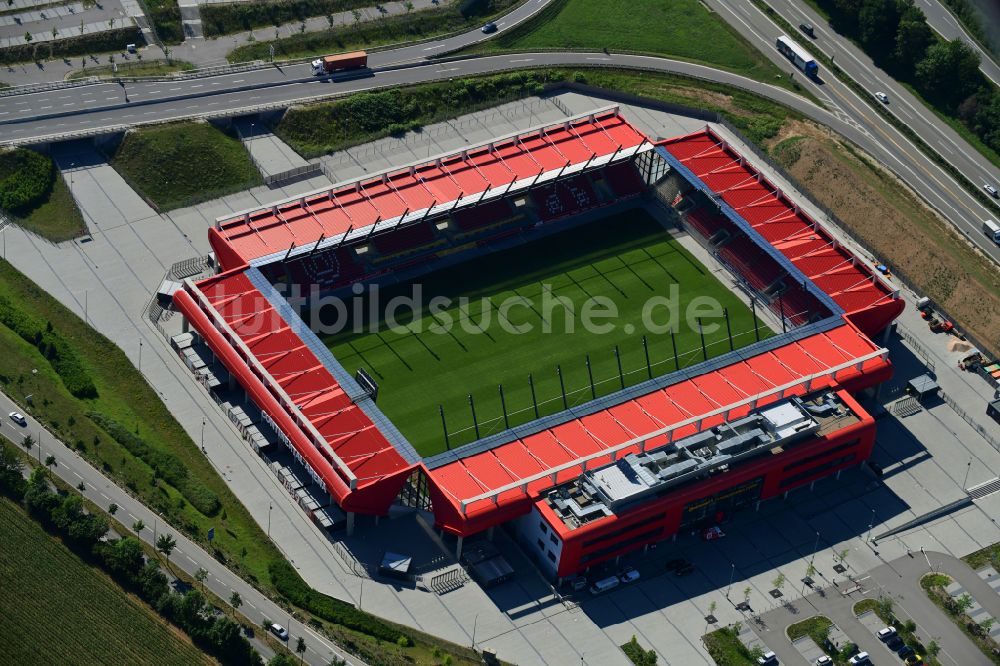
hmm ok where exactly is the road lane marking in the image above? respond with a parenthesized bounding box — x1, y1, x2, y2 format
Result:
(508, 58, 534, 62)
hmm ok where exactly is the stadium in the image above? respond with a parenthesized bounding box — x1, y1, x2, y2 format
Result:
(169, 106, 904, 581)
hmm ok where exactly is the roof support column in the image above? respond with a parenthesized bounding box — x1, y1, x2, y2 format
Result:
(346, 511, 355, 536)
(455, 535, 464, 560)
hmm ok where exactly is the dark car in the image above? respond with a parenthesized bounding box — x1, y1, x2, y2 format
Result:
(886, 636, 904, 652)
(898, 645, 915, 659)
(799, 22, 815, 37)
(481, 22, 497, 34)
(675, 563, 695, 577)
(665, 558, 687, 572)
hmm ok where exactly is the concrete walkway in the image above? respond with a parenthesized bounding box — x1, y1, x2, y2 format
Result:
(233, 118, 312, 179)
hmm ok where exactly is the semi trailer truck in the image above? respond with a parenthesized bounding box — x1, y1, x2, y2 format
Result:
(311, 51, 368, 75)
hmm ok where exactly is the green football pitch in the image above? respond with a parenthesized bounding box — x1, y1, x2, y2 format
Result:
(323, 208, 771, 456)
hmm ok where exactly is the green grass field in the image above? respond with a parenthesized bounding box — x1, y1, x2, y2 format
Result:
(492, 0, 793, 87)
(0, 498, 211, 666)
(111, 121, 261, 211)
(324, 209, 769, 455)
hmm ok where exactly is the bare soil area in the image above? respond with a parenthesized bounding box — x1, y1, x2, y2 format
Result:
(770, 133, 1000, 356)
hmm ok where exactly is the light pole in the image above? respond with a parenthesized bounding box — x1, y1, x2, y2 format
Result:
(963, 457, 973, 490)
(138, 339, 142, 372)
(726, 562, 735, 599)
(358, 576, 364, 611)
(811, 531, 820, 564)
(267, 502, 272, 536)
(866, 507, 876, 542)
(471, 613, 479, 650)
(200, 418, 206, 453)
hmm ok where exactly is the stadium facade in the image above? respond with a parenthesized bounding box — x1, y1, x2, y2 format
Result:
(171, 107, 903, 580)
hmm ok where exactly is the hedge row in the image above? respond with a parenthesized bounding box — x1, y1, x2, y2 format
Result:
(275, 70, 558, 156)
(86, 411, 221, 516)
(0, 296, 97, 398)
(268, 560, 412, 645)
(202, 0, 373, 37)
(0, 149, 53, 212)
(0, 27, 143, 65)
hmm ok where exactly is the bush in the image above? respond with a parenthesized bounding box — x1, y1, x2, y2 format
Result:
(622, 635, 657, 666)
(86, 411, 220, 516)
(0, 27, 143, 65)
(0, 149, 53, 212)
(269, 560, 411, 644)
(202, 0, 372, 37)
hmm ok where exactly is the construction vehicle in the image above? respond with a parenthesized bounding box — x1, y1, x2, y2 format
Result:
(311, 51, 368, 76)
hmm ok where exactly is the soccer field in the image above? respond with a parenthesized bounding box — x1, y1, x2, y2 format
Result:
(324, 208, 771, 456)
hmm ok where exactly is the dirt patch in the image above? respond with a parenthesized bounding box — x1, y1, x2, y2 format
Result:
(772, 134, 1000, 356)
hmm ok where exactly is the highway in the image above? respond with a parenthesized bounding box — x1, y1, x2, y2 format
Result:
(0, 392, 364, 666)
(705, 0, 1000, 263)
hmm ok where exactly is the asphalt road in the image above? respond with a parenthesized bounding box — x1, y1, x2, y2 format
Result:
(0, 393, 365, 666)
(705, 0, 1000, 263)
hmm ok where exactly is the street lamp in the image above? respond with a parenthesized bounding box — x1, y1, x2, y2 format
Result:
(726, 562, 735, 599)
(963, 457, 973, 490)
(138, 339, 143, 372)
(267, 502, 272, 537)
(200, 418, 206, 453)
(471, 613, 479, 650)
(866, 507, 876, 542)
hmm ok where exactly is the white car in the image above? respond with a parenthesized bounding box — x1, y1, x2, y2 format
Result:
(985, 183, 999, 198)
(876, 625, 896, 641)
(756, 651, 778, 665)
(875, 92, 889, 104)
(618, 566, 640, 583)
(269, 623, 289, 641)
(848, 652, 871, 665)
(816, 657, 832, 666)
(8, 412, 27, 426)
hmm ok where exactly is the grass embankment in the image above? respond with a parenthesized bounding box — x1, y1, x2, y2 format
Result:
(0, 148, 86, 242)
(0, 497, 212, 666)
(110, 122, 262, 211)
(621, 635, 657, 666)
(769, 128, 1000, 356)
(228, 0, 518, 62)
(276, 69, 796, 158)
(66, 60, 195, 80)
(485, 0, 800, 92)
(703, 626, 759, 666)
(325, 210, 768, 455)
(203, 0, 375, 37)
(965, 544, 1000, 570)
(921, 572, 1000, 664)
(787, 616, 847, 665)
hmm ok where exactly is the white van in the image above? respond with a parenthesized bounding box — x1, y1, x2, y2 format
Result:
(984, 219, 1000, 245)
(589, 575, 619, 595)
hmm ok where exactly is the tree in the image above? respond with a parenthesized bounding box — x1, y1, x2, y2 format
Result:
(835, 548, 850, 566)
(404, 0, 414, 12)
(981, 617, 995, 634)
(748, 645, 765, 661)
(708, 600, 717, 616)
(108, 502, 118, 515)
(296, 636, 306, 662)
(195, 567, 209, 590)
(926, 639, 941, 658)
(876, 595, 894, 621)
(956, 593, 974, 615)
(44, 454, 56, 468)
(352, 8, 361, 24)
(771, 573, 786, 591)
(893, 2, 934, 74)
(915, 39, 982, 110)
(24, 32, 32, 43)
(857, 0, 900, 59)
(743, 586, 752, 605)
(230, 590, 242, 614)
(156, 533, 177, 562)
(326, 14, 334, 30)
(132, 519, 145, 535)
(21, 434, 34, 450)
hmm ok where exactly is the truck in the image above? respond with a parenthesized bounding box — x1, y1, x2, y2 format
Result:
(776, 35, 819, 78)
(983, 219, 1000, 245)
(311, 51, 368, 76)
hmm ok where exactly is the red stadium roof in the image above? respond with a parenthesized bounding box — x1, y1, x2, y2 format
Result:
(174, 269, 413, 513)
(660, 130, 904, 335)
(425, 322, 890, 534)
(209, 109, 649, 270)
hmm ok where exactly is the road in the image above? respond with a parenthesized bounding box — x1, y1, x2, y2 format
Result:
(0, 392, 365, 666)
(705, 0, 1000, 262)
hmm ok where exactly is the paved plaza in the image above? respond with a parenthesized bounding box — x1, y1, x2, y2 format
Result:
(1, 91, 999, 665)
